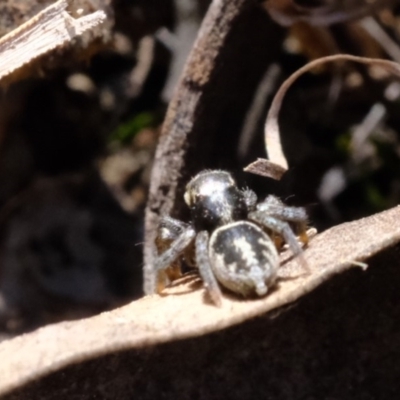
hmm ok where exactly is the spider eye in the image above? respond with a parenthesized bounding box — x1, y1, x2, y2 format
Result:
(184, 191, 192, 206)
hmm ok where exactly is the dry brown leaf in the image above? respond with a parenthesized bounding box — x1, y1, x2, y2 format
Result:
(261, 54, 400, 176)
(243, 157, 287, 180)
(1, 205, 400, 397)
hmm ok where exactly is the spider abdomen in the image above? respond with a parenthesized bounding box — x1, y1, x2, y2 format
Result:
(208, 221, 279, 297)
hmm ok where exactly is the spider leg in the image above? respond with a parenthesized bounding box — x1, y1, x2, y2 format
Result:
(256, 196, 309, 246)
(157, 216, 197, 268)
(158, 216, 190, 241)
(257, 195, 308, 222)
(242, 188, 258, 211)
(260, 194, 282, 206)
(155, 226, 195, 271)
(147, 225, 196, 295)
(195, 231, 223, 307)
(248, 211, 309, 272)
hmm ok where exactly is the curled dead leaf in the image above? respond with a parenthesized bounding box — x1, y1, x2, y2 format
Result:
(243, 157, 287, 180)
(1, 205, 400, 398)
(257, 54, 400, 177)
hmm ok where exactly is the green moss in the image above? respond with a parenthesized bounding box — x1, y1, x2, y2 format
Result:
(110, 112, 156, 144)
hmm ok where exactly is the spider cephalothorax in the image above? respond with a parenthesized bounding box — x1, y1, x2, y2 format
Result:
(147, 170, 309, 306)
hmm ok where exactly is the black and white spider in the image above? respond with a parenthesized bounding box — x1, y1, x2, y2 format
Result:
(147, 170, 309, 306)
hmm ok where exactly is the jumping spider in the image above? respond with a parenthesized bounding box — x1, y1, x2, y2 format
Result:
(149, 170, 309, 306)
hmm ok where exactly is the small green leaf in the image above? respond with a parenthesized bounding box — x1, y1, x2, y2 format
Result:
(110, 112, 156, 144)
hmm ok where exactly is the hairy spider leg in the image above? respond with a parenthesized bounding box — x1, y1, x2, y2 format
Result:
(257, 195, 307, 221)
(158, 216, 190, 239)
(256, 195, 310, 245)
(195, 231, 223, 307)
(149, 225, 196, 294)
(154, 216, 192, 289)
(248, 211, 309, 272)
(242, 188, 258, 211)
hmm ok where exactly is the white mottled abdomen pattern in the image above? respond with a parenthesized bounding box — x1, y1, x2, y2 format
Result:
(208, 221, 279, 297)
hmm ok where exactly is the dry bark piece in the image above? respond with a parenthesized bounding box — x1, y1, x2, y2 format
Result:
(0, 1, 54, 38)
(2, 205, 400, 397)
(0, 0, 107, 83)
